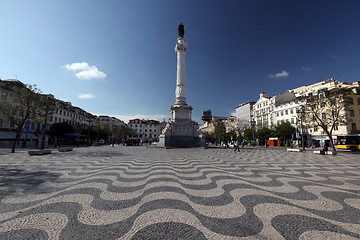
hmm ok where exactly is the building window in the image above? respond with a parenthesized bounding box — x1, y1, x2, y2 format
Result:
(314, 126, 318, 132)
(352, 123, 356, 130)
(281, 111, 284, 116)
(334, 125, 338, 131)
(50, 116, 53, 122)
(291, 118, 294, 124)
(10, 122, 15, 128)
(0, 118, 3, 127)
(358, 98, 360, 105)
(349, 110, 355, 117)
(276, 112, 279, 117)
(1, 92, 8, 100)
(332, 111, 337, 118)
(285, 110, 288, 115)
(348, 97, 354, 105)
(322, 113, 326, 119)
(290, 109, 293, 114)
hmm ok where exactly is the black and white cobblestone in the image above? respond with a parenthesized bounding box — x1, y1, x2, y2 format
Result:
(0, 146, 359, 239)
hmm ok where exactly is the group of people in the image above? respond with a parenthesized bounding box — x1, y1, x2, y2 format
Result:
(123, 139, 141, 146)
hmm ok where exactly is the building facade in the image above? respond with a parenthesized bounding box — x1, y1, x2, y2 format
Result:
(0, 79, 126, 146)
(252, 92, 276, 129)
(233, 78, 360, 147)
(235, 101, 255, 122)
(128, 119, 160, 142)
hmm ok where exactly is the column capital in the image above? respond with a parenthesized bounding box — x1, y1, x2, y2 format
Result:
(175, 37, 188, 52)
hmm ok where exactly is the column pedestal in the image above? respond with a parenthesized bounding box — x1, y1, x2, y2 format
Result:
(157, 104, 205, 148)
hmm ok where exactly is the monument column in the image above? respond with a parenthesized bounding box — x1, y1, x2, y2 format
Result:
(157, 23, 205, 148)
(175, 36, 187, 106)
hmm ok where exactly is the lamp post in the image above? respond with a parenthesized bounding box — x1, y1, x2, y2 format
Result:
(251, 119, 256, 144)
(87, 118, 91, 146)
(40, 96, 51, 150)
(296, 109, 305, 151)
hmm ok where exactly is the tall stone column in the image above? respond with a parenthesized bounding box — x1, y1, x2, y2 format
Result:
(157, 23, 205, 148)
(175, 37, 188, 106)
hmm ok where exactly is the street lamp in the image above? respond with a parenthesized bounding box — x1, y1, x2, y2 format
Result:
(296, 109, 305, 151)
(87, 118, 91, 146)
(251, 119, 256, 144)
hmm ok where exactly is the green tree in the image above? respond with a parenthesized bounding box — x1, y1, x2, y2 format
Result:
(243, 128, 253, 141)
(0, 84, 42, 153)
(203, 131, 216, 144)
(49, 122, 75, 138)
(92, 119, 102, 141)
(110, 124, 133, 143)
(37, 95, 56, 149)
(224, 130, 237, 142)
(274, 122, 296, 145)
(256, 127, 274, 145)
(299, 87, 352, 153)
(214, 123, 226, 143)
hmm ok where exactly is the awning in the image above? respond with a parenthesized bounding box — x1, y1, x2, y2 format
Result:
(0, 131, 38, 140)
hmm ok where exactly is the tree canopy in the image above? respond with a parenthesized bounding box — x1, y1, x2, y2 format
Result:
(299, 88, 353, 152)
(0, 84, 43, 153)
(274, 121, 296, 142)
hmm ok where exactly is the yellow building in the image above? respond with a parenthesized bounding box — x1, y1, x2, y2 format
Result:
(297, 79, 360, 147)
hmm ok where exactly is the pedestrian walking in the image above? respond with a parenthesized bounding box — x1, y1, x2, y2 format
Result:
(323, 144, 328, 155)
(234, 140, 240, 152)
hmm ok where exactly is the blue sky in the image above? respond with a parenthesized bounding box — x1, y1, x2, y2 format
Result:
(1, 0, 360, 122)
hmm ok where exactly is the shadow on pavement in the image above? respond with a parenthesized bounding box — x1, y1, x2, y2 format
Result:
(0, 167, 60, 199)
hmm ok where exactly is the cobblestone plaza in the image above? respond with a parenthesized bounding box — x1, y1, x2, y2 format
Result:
(0, 146, 359, 239)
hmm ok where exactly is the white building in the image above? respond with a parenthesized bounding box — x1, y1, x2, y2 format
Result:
(47, 96, 96, 132)
(235, 101, 255, 123)
(273, 91, 303, 127)
(128, 119, 160, 142)
(0, 78, 97, 135)
(252, 92, 276, 129)
(98, 115, 125, 126)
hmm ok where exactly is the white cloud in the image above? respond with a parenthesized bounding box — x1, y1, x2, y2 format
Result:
(65, 62, 89, 71)
(268, 70, 289, 78)
(65, 62, 107, 79)
(302, 66, 311, 71)
(94, 114, 168, 123)
(78, 93, 95, 99)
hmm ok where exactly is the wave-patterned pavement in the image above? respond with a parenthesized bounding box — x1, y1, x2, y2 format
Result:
(0, 146, 360, 239)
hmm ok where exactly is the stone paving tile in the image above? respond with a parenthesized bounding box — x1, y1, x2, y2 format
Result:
(0, 146, 359, 240)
